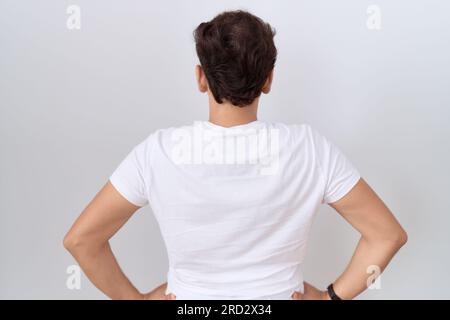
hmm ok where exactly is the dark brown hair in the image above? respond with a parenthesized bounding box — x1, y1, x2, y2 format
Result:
(194, 10, 277, 107)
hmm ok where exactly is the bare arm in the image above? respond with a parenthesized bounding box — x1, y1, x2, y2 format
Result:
(63, 182, 170, 300)
(294, 178, 407, 300)
(329, 178, 407, 299)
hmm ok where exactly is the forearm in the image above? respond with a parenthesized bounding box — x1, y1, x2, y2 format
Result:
(331, 236, 405, 299)
(68, 242, 142, 300)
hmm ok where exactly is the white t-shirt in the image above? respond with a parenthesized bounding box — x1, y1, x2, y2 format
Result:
(109, 120, 361, 299)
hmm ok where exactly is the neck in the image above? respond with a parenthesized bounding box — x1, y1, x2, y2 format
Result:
(208, 94, 259, 128)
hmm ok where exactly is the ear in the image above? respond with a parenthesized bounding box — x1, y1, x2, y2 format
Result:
(261, 69, 274, 94)
(195, 65, 208, 93)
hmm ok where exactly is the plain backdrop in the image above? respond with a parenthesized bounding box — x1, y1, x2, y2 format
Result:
(1, 0, 449, 299)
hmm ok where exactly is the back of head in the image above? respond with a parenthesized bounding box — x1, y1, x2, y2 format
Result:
(194, 10, 277, 107)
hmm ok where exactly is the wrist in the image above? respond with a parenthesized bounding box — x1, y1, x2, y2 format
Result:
(124, 290, 145, 300)
(326, 283, 342, 300)
(137, 292, 146, 300)
(322, 290, 331, 300)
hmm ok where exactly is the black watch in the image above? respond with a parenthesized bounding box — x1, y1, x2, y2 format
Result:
(327, 283, 342, 300)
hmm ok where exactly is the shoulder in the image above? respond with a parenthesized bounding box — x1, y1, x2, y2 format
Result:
(138, 124, 192, 143)
(137, 122, 327, 150)
(264, 122, 319, 143)
(134, 124, 196, 156)
(282, 123, 329, 146)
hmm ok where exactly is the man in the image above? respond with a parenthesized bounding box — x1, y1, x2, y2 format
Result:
(64, 10, 407, 300)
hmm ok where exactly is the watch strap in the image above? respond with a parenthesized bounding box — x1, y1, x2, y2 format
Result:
(327, 283, 342, 300)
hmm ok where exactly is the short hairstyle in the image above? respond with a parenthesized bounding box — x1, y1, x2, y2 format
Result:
(194, 10, 277, 107)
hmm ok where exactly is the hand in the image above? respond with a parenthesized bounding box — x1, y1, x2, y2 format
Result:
(291, 282, 330, 300)
(141, 282, 176, 300)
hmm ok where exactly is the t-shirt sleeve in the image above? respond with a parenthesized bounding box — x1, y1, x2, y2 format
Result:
(310, 126, 361, 204)
(109, 139, 150, 207)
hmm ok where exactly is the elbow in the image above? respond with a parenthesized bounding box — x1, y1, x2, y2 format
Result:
(63, 232, 87, 255)
(367, 227, 408, 250)
(63, 231, 105, 258)
(397, 228, 408, 247)
(63, 232, 77, 252)
(387, 227, 408, 250)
